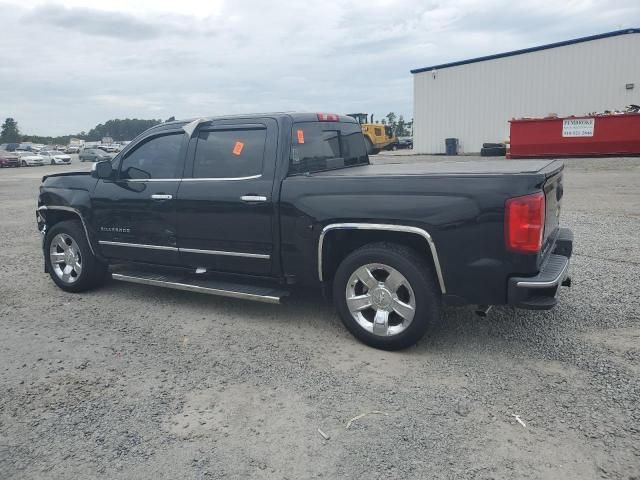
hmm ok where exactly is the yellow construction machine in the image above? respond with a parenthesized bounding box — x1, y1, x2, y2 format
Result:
(347, 113, 397, 154)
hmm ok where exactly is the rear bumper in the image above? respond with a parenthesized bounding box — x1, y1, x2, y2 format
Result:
(507, 228, 573, 310)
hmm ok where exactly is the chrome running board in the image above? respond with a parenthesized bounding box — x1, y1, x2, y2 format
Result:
(111, 269, 287, 304)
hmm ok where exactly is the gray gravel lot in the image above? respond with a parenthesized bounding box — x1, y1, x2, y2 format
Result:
(1, 155, 639, 479)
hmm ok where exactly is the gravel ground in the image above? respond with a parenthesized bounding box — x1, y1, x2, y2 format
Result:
(1, 155, 639, 479)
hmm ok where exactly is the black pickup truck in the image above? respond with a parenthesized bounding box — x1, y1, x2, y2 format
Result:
(37, 113, 573, 350)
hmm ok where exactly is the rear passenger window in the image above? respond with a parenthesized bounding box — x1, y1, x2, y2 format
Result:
(193, 128, 266, 178)
(289, 122, 368, 175)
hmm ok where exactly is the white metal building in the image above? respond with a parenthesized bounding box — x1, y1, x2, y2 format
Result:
(411, 29, 640, 154)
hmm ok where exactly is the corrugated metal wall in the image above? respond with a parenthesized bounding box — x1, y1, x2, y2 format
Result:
(413, 33, 640, 154)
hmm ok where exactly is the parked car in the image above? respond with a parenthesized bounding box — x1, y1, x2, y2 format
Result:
(0, 143, 20, 152)
(0, 151, 20, 167)
(36, 113, 573, 350)
(392, 136, 413, 150)
(79, 148, 112, 162)
(16, 151, 44, 166)
(65, 146, 81, 154)
(98, 145, 118, 153)
(40, 150, 72, 165)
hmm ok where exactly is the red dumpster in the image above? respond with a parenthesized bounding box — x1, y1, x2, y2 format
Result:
(509, 113, 640, 158)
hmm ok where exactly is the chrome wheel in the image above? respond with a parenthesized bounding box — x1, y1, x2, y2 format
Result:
(49, 233, 83, 284)
(345, 263, 416, 337)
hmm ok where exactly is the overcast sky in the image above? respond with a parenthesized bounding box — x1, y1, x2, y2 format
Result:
(1, 0, 638, 136)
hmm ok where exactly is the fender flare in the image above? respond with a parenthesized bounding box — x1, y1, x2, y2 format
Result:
(37, 205, 97, 256)
(317, 223, 446, 294)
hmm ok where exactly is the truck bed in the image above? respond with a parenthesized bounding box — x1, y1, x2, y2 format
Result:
(312, 159, 561, 177)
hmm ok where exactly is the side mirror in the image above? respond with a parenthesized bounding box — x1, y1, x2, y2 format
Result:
(92, 161, 113, 179)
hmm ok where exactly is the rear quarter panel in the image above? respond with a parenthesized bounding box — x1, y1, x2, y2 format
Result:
(280, 173, 547, 305)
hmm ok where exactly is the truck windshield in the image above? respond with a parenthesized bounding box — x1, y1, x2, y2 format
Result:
(289, 122, 368, 175)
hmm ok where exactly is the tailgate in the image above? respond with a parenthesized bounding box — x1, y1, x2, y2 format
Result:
(542, 164, 564, 250)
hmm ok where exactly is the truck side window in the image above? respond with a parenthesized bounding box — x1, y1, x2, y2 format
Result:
(193, 128, 266, 179)
(120, 133, 184, 180)
(289, 122, 368, 175)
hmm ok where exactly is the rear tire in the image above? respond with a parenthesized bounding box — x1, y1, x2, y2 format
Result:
(21, 160, 27, 167)
(45, 220, 108, 293)
(332, 242, 441, 350)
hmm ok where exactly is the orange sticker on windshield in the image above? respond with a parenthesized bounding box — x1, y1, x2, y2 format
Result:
(297, 129, 305, 144)
(232, 141, 244, 156)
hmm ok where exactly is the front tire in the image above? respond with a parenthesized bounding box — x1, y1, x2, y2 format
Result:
(45, 220, 108, 292)
(333, 242, 441, 350)
(21, 160, 27, 167)
(364, 137, 376, 156)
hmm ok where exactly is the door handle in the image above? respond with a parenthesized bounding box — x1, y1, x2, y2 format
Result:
(240, 195, 267, 202)
(151, 194, 173, 200)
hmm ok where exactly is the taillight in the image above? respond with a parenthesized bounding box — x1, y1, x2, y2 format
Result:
(317, 113, 339, 121)
(505, 192, 545, 253)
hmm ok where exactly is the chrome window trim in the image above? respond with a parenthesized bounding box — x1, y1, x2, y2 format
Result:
(124, 178, 181, 183)
(99, 240, 178, 252)
(180, 247, 270, 259)
(123, 174, 262, 183)
(98, 241, 269, 259)
(317, 223, 446, 294)
(37, 206, 96, 255)
(183, 174, 263, 182)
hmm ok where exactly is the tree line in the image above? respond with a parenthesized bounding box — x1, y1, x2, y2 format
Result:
(375, 113, 413, 137)
(0, 117, 171, 145)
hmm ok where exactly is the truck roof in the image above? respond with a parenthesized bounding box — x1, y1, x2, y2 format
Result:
(160, 112, 358, 129)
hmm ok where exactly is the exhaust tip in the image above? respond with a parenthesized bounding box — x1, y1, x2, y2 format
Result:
(475, 305, 492, 317)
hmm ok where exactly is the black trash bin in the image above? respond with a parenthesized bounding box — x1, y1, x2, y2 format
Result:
(445, 138, 459, 155)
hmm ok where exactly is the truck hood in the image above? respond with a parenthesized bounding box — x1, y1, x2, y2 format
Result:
(42, 171, 92, 182)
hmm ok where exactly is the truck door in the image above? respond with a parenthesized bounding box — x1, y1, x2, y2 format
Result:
(92, 130, 188, 265)
(175, 119, 277, 275)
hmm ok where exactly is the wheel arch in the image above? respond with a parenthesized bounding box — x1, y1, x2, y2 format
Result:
(38, 206, 97, 256)
(318, 223, 446, 294)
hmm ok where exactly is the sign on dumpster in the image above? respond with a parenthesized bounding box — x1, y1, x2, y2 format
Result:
(562, 118, 595, 137)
